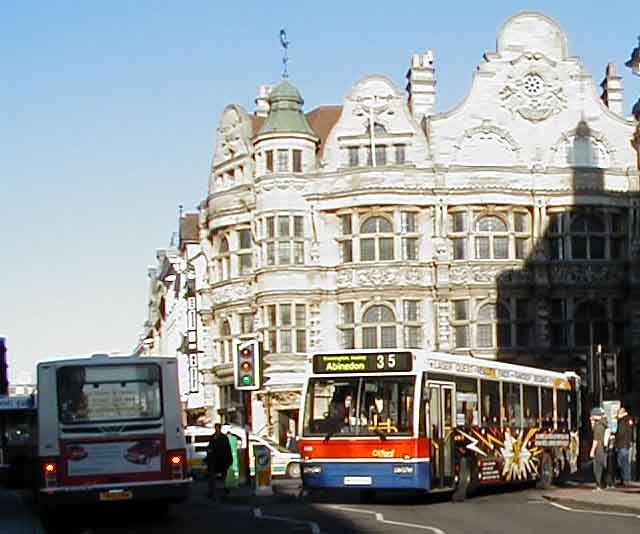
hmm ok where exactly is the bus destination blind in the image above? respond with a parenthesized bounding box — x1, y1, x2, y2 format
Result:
(313, 352, 412, 374)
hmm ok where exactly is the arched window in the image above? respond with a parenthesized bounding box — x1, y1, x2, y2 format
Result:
(570, 215, 605, 259)
(360, 216, 394, 261)
(476, 302, 511, 348)
(218, 320, 232, 364)
(366, 122, 388, 136)
(217, 236, 231, 281)
(475, 216, 509, 259)
(575, 301, 608, 347)
(362, 305, 396, 349)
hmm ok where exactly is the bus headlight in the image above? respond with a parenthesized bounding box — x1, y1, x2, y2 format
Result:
(393, 465, 414, 475)
(303, 465, 322, 475)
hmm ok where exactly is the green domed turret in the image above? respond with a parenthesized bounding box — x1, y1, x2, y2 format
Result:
(257, 80, 319, 139)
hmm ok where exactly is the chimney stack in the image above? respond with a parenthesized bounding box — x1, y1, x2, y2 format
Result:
(406, 50, 436, 123)
(600, 63, 624, 115)
(255, 84, 273, 117)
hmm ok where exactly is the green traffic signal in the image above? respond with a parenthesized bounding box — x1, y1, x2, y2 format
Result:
(241, 375, 253, 385)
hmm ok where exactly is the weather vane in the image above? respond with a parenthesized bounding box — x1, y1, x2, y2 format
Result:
(626, 35, 640, 76)
(279, 29, 290, 79)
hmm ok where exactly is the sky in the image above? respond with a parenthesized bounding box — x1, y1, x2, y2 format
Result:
(2, 1, 639, 383)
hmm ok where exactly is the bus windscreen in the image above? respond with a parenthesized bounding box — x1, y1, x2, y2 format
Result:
(303, 376, 415, 437)
(57, 364, 162, 424)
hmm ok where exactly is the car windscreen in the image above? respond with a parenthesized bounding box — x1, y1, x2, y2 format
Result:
(57, 364, 162, 424)
(302, 375, 415, 437)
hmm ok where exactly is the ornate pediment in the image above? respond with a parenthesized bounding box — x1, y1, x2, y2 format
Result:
(213, 105, 254, 167)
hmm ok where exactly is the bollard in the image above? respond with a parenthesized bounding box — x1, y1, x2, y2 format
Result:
(253, 444, 273, 496)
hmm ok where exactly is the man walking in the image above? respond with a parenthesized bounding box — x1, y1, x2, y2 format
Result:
(615, 406, 634, 487)
(206, 423, 233, 498)
(590, 407, 610, 490)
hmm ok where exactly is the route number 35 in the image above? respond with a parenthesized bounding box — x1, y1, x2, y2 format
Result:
(376, 353, 396, 370)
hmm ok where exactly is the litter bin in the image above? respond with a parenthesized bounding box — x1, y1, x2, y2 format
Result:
(253, 444, 273, 496)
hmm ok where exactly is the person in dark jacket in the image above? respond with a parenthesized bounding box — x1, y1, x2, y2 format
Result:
(590, 407, 609, 490)
(615, 407, 634, 486)
(206, 423, 233, 498)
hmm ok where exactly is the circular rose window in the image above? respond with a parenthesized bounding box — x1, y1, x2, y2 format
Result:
(522, 73, 544, 96)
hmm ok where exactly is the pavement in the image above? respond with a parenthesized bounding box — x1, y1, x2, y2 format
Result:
(542, 481, 640, 514)
(0, 486, 45, 534)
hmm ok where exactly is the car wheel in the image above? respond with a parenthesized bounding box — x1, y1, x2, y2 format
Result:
(287, 462, 301, 478)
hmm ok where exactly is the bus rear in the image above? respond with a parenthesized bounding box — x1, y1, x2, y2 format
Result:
(299, 351, 427, 491)
(37, 354, 190, 508)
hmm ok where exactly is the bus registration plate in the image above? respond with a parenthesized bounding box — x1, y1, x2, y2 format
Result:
(99, 489, 133, 501)
(344, 476, 372, 486)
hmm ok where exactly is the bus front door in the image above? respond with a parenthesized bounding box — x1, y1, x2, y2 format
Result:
(426, 382, 455, 489)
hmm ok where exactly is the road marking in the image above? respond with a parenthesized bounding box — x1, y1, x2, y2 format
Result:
(548, 501, 640, 520)
(254, 507, 321, 534)
(322, 504, 447, 533)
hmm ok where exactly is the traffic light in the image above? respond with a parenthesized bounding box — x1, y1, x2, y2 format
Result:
(602, 351, 618, 392)
(234, 340, 262, 391)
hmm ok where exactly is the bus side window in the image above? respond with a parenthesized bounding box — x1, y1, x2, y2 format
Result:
(541, 387, 554, 428)
(454, 377, 478, 427)
(556, 390, 569, 431)
(523, 385, 540, 427)
(480, 380, 500, 428)
(502, 382, 522, 429)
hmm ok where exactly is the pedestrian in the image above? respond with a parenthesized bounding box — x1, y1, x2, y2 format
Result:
(206, 423, 233, 498)
(589, 407, 610, 491)
(615, 406, 634, 487)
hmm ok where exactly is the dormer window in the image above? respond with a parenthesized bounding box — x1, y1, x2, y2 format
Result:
(348, 147, 359, 167)
(395, 145, 406, 164)
(366, 122, 388, 135)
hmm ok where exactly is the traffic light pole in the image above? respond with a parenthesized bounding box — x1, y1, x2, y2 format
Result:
(244, 390, 252, 487)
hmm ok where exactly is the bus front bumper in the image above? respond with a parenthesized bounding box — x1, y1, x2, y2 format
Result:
(302, 461, 430, 490)
(39, 478, 192, 505)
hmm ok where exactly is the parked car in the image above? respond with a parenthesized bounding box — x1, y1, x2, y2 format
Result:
(223, 425, 301, 479)
(184, 425, 214, 479)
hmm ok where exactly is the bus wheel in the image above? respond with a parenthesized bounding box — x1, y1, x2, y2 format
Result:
(452, 458, 470, 502)
(536, 453, 553, 490)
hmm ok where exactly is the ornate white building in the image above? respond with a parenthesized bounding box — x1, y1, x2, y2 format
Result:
(136, 213, 214, 425)
(196, 11, 640, 443)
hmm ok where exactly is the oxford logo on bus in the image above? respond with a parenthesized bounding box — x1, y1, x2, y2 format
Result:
(372, 449, 395, 458)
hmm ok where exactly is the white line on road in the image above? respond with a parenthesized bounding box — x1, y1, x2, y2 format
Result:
(548, 501, 640, 520)
(321, 504, 447, 533)
(254, 506, 322, 534)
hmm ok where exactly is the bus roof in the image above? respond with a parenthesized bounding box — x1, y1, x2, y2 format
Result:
(36, 353, 178, 368)
(309, 350, 578, 389)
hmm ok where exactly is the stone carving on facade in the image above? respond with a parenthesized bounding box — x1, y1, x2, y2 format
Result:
(336, 266, 432, 289)
(210, 282, 252, 305)
(548, 125, 614, 169)
(433, 237, 450, 261)
(436, 299, 451, 351)
(256, 178, 306, 193)
(308, 301, 322, 350)
(449, 265, 532, 285)
(452, 120, 522, 164)
(213, 105, 253, 165)
(268, 390, 301, 410)
(548, 264, 624, 286)
(499, 54, 568, 122)
(536, 298, 551, 348)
